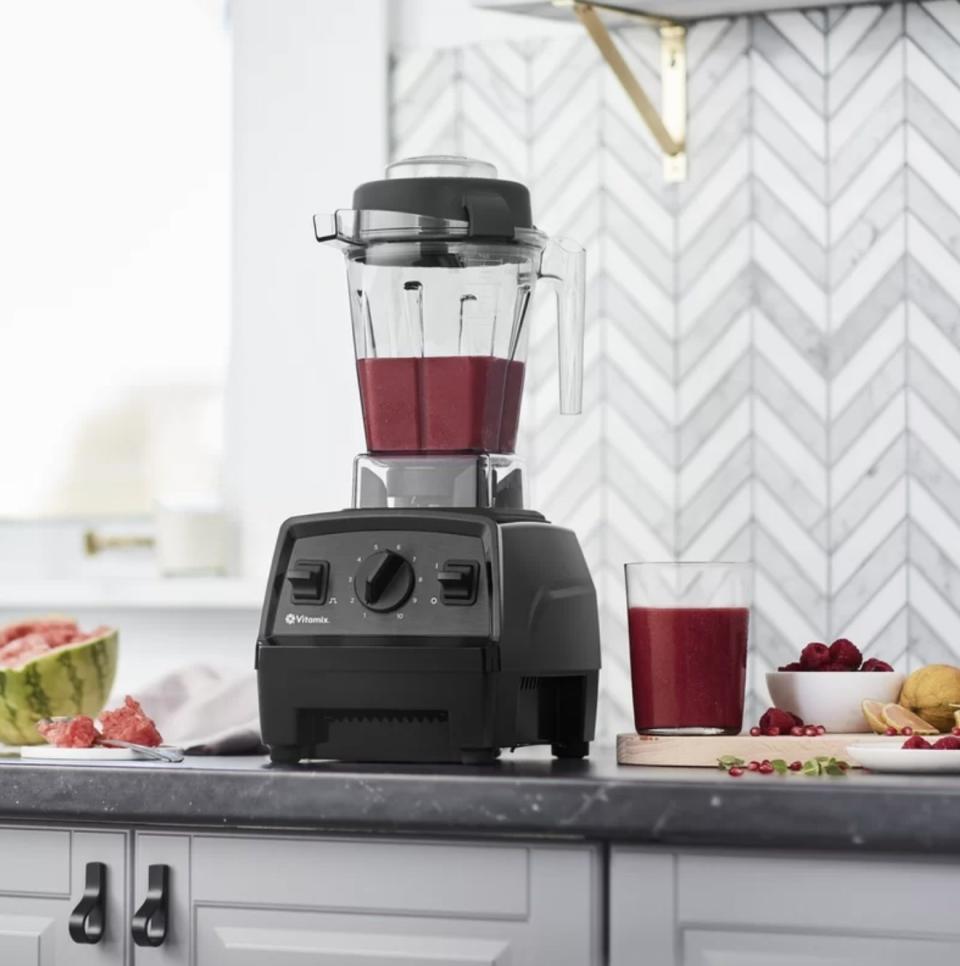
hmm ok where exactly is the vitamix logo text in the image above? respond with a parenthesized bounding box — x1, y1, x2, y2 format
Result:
(284, 613, 329, 625)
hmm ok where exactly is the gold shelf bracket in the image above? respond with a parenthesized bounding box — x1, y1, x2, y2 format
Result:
(566, 2, 687, 182)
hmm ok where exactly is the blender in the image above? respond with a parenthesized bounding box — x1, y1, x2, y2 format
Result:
(256, 156, 601, 764)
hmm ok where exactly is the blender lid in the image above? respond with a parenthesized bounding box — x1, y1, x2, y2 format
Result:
(316, 156, 537, 244)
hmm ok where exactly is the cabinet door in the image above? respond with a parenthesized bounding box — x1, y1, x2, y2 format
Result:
(0, 826, 128, 966)
(132, 834, 189, 966)
(139, 832, 601, 966)
(610, 847, 960, 966)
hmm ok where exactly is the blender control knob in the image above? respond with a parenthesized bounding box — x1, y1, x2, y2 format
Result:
(355, 550, 415, 613)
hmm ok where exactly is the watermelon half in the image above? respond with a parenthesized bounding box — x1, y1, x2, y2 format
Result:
(0, 624, 118, 745)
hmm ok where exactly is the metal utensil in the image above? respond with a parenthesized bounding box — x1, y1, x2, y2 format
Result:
(95, 740, 183, 762)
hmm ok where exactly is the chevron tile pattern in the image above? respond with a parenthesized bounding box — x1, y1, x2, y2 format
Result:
(390, 2, 960, 736)
(906, 1, 960, 668)
(749, 11, 829, 723)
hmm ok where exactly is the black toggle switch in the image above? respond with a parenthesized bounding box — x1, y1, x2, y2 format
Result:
(287, 560, 328, 604)
(437, 561, 479, 605)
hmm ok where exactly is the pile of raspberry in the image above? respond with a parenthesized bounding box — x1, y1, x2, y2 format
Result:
(902, 732, 960, 750)
(778, 638, 893, 673)
(750, 707, 825, 737)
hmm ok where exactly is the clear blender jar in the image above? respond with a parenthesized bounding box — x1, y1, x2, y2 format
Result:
(314, 156, 585, 508)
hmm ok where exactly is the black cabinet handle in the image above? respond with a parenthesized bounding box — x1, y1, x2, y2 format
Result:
(132, 864, 169, 947)
(69, 861, 106, 944)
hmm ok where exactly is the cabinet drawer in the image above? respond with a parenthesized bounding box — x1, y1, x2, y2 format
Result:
(192, 835, 529, 918)
(677, 852, 960, 936)
(186, 836, 600, 966)
(0, 828, 70, 896)
(609, 847, 960, 966)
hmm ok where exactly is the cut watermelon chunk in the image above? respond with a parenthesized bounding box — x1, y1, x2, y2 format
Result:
(99, 696, 163, 747)
(36, 715, 98, 748)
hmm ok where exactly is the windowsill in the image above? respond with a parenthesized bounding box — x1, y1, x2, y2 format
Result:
(1, 577, 264, 611)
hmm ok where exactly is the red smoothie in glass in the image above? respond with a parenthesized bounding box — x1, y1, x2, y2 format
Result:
(357, 355, 525, 453)
(628, 606, 748, 733)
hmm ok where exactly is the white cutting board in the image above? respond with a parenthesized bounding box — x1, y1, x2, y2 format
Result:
(19, 745, 182, 761)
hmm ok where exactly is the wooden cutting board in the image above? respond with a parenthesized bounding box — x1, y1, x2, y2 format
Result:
(616, 731, 901, 768)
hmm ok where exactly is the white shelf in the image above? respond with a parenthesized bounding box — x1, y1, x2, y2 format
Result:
(473, 0, 884, 22)
(0, 577, 264, 612)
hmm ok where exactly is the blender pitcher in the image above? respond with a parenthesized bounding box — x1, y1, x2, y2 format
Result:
(314, 156, 586, 460)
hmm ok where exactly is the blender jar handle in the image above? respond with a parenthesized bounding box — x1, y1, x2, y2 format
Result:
(539, 237, 586, 415)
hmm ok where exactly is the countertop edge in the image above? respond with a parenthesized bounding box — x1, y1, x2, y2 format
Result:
(2, 758, 960, 855)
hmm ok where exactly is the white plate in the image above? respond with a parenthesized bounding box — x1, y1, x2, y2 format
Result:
(847, 744, 960, 773)
(20, 746, 179, 762)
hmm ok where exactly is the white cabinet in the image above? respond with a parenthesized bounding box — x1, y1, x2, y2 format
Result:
(609, 848, 960, 966)
(0, 826, 129, 966)
(135, 832, 601, 966)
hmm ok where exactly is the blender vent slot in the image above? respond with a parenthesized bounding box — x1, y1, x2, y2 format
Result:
(320, 709, 448, 725)
(520, 676, 540, 692)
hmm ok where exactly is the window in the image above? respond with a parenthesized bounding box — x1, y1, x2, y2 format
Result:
(0, 0, 230, 518)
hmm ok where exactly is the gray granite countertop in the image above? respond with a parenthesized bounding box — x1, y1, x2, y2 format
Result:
(1, 749, 958, 854)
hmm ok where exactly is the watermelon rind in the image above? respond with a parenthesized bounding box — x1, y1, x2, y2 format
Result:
(0, 628, 118, 745)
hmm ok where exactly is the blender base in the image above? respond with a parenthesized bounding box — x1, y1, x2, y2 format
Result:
(255, 508, 601, 764)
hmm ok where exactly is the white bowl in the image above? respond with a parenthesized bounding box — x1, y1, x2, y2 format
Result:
(766, 671, 905, 733)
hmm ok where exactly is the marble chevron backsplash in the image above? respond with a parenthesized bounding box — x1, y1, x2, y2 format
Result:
(390, 1, 960, 734)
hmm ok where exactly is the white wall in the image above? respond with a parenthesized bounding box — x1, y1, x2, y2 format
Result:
(390, 0, 576, 49)
(226, 0, 389, 581)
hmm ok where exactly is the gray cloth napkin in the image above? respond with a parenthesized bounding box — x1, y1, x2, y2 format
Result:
(126, 665, 263, 755)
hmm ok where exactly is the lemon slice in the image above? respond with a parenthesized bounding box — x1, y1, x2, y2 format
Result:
(861, 699, 888, 734)
(881, 703, 939, 735)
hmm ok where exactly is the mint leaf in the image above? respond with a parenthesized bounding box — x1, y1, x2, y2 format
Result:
(717, 755, 745, 769)
(825, 763, 846, 776)
(771, 759, 788, 775)
(802, 759, 821, 776)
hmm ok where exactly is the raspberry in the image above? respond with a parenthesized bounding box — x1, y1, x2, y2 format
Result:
(759, 708, 800, 733)
(902, 735, 932, 749)
(902, 727, 913, 737)
(953, 727, 960, 737)
(747, 760, 760, 771)
(728, 766, 744, 777)
(766, 727, 780, 736)
(749, 726, 761, 737)
(758, 762, 775, 774)
(778, 662, 804, 671)
(804, 725, 818, 737)
(789, 760, 803, 771)
(790, 726, 804, 737)
(800, 642, 830, 670)
(933, 736, 960, 750)
(815, 725, 826, 735)
(821, 662, 851, 671)
(884, 727, 898, 736)
(861, 658, 894, 672)
(828, 638, 862, 669)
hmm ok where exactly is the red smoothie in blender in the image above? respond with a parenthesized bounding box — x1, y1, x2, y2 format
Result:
(627, 606, 748, 732)
(357, 355, 525, 453)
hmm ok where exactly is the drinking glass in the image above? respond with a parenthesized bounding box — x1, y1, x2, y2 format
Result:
(624, 562, 750, 735)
